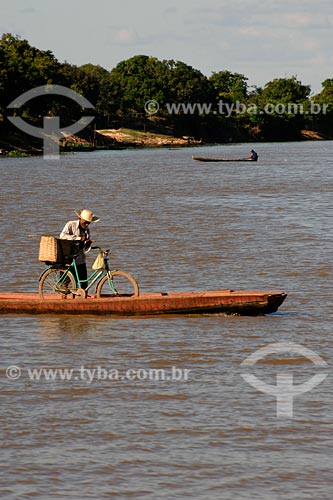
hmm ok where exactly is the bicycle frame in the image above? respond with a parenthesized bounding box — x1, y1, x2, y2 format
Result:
(67, 259, 105, 292)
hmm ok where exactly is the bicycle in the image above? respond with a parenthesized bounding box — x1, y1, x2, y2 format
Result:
(38, 245, 139, 300)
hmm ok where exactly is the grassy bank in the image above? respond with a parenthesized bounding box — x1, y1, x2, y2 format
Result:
(96, 128, 202, 147)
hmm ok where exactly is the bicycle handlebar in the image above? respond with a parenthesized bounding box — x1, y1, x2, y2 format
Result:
(91, 245, 110, 255)
(70, 245, 110, 259)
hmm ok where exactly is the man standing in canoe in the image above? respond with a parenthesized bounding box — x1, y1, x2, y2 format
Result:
(60, 209, 100, 287)
(248, 149, 258, 161)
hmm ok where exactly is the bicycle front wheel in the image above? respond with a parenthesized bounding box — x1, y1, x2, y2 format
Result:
(39, 268, 76, 300)
(96, 271, 139, 298)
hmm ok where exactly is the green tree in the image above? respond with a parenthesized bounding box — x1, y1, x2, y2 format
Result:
(309, 79, 333, 135)
(163, 59, 213, 105)
(247, 76, 311, 140)
(259, 76, 310, 106)
(108, 55, 213, 118)
(109, 55, 166, 116)
(64, 63, 112, 123)
(313, 79, 333, 107)
(70, 64, 110, 106)
(0, 33, 62, 114)
(209, 70, 248, 103)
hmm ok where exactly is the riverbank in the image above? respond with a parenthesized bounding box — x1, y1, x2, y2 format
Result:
(0, 128, 203, 156)
(0, 125, 329, 156)
(96, 128, 203, 147)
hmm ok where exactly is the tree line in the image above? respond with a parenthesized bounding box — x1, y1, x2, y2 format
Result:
(1, 33, 333, 143)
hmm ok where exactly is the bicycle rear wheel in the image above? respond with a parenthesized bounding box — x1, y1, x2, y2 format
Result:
(96, 271, 139, 298)
(39, 268, 76, 300)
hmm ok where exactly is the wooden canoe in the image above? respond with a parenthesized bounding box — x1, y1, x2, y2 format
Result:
(0, 290, 287, 316)
(192, 156, 254, 162)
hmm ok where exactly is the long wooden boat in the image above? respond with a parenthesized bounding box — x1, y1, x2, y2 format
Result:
(192, 156, 254, 162)
(0, 290, 287, 316)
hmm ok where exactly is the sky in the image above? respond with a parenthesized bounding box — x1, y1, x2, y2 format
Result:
(1, 0, 333, 94)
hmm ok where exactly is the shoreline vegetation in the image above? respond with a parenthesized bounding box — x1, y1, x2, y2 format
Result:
(0, 125, 205, 157)
(0, 125, 328, 157)
(1, 33, 333, 156)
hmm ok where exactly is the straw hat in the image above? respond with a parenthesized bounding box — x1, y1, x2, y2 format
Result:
(74, 209, 100, 223)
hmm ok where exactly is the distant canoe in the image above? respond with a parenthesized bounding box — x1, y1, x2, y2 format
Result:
(192, 156, 255, 162)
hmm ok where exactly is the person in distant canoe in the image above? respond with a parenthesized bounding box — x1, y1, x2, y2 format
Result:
(60, 209, 100, 287)
(248, 149, 258, 161)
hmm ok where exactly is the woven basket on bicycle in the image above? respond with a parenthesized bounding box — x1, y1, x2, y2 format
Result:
(38, 236, 75, 265)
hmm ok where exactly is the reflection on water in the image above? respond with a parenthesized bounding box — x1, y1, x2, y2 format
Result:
(37, 316, 104, 338)
(1, 142, 332, 499)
